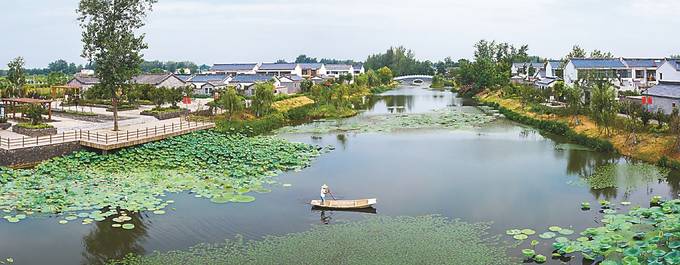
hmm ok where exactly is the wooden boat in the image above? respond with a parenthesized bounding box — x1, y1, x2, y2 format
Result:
(310, 198, 377, 209)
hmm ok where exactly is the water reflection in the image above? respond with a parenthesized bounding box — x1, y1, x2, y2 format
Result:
(81, 211, 149, 265)
(336, 134, 348, 150)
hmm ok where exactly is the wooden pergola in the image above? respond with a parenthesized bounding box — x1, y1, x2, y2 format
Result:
(1, 98, 53, 121)
(50, 85, 81, 100)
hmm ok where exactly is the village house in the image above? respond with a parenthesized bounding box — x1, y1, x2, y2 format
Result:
(325, 64, 354, 78)
(187, 74, 230, 88)
(67, 73, 186, 91)
(299, 63, 326, 77)
(256, 63, 302, 76)
(228, 74, 277, 96)
(511, 62, 544, 80)
(196, 81, 227, 96)
(352, 63, 365, 75)
(275, 75, 303, 94)
(643, 81, 680, 114)
(657, 59, 680, 82)
(208, 63, 259, 76)
(563, 58, 634, 92)
(544, 60, 563, 79)
(622, 58, 663, 89)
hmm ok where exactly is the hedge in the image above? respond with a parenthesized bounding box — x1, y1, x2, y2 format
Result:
(216, 112, 286, 136)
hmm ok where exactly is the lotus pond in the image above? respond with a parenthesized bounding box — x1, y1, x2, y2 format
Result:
(2, 85, 680, 265)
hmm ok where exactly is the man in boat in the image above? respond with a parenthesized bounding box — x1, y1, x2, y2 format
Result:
(320, 184, 330, 205)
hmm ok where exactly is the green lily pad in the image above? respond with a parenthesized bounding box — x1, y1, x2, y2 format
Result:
(548, 226, 562, 232)
(521, 249, 535, 258)
(521, 229, 536, 235)
(506, 229, 522, 235)
(153, 210, 166, 215)
(539, 232, 556, 239)
(534, 254, 546, 263)
(558, 229, 574, 235)
(58, 220, 68, 224)
(513, 234, 528, 240)
(121, 224, 135, 230)
(111, 223, 121, 228)
(231, 195, 256, 203)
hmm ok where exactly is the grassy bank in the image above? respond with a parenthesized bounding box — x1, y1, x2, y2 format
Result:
(478, 90, 680, 168)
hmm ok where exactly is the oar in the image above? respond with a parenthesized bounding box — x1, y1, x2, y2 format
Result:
(328, 191, 337, 200)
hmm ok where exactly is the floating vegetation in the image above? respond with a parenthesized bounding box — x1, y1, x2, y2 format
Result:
(555, 143, 595, 152)
(0, 131, 321, 222)
(578, 163, 669, 191)
(548, 198, 680, 265)
(276, 107, 495, 134)
(109, 216, 517, 265)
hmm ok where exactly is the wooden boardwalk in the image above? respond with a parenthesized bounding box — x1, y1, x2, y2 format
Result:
(0, 121, 215, 151)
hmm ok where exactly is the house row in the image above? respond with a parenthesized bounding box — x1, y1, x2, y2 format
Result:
(643, 59, 680, 114)
(67, 73, 187, 91)
(181, 73, 306, 96)
(206, 63, 365, 78)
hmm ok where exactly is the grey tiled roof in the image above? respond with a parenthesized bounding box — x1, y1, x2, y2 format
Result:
(259, 63, 297, 71)
(210, 63, 258, 71)
(72, 75, 100, 85)
(513, 62, 545, 69)
(299, 63, 323, 70)
(623, 58, 664, 68)
(230, 74, 274, 83)
(570, 58, 627, 69)
(176, 74, 193, 81)
(668, 59, 680, 71)
(644, 81, 680, 98)
(536, 77, 557, 86)
(548, 60, 562, 69)
(325, 64, 353, 71)
(131, 73, 179, 85)
(188, 74, 228, 83)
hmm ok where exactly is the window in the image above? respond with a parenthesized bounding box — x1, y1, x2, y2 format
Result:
(660, 73, 663, 80)
(673, 102, 677, 109)
(635, 70, 644, 79)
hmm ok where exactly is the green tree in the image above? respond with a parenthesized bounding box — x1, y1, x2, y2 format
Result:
(366, 70, 380, 87)
(25, 104, 45, 125)
(77, 0, 157, 131)
(300, 79, 313, 93)
(166, 87, 183, 108)
(148, 87, 167, 108)
(566, 45, 587, 59)
(377, 67, 393, 85)
(564, 85, 583, 125)
(590, 50, 614, 59)
(7, 57, 26, 97)
(252, 83, 275, 117)
(47, 72, 68, 86)
(295, 55, 318, 63)
(589, 82, 617, 136)
(218, 87, 244, 121)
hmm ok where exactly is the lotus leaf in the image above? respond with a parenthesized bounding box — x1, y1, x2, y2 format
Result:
(122, 224, 135, 230)
(506, 229, 522, 235)
(521, 229, 536, 235)
(521, 249, 535, 258)
(548, 226, 562, 232)
(534, 254, 546, 263)
(153, 210, 166, 215)
(558, 229, 574, 235)
(231, 195, 256, 203)
(539, 232, 556, 239)
(513, 234, 528, 240)
(111, 224, 121, 228)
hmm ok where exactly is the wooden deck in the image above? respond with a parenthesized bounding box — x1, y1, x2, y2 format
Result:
(0, 121, 215, 151)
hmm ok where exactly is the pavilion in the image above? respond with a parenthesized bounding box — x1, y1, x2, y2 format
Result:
(0, 98, 53, 121)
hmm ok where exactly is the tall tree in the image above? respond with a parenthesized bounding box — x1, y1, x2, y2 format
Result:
(7, 57, 26, 97)
(77, 0, 156, 131)
(589, 82, 617, 136)
(252, 83, 274, 117)
(295, 55, 318, 63)
(590, 50, 614, 59)
(218, 87, 243, 121)
(565, 45, 587, 59)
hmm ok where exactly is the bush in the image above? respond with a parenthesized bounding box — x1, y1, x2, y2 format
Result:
(25, 104, 46, 125)
(16, 122, 53, 129)
(140, 106, 183, 115)
(657, 156, 680, 169)
(216, 112, 286, 136)
(0, 116, 7, 123)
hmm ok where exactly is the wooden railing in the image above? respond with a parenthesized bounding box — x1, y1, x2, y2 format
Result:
(0, 121, 212, 150)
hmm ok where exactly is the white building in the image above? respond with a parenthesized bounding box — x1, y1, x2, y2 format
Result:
(544, 60, 563, 79)
(186, 74, 230, 90)
(325, 64, 355, 77)
(352, 63, 365, 75)
(563, 58, 635, 91)
(256, 63, 302, 76)
(275, 75, 303, 94)
(67, 73, 186, 92)
(622, 58, 663, 89)
(657, 59, 680, 82)
(511, 62, 544, 80)
(299, 63, 326, 77)
(208, 63, 259, 75)
(228, 74, 278, 96)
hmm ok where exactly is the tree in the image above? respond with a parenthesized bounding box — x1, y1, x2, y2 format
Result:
(366, 70, 380, 87)
(670, 108, 680, 151)
(563, 85, 583, 125)
(25, 104, 45, 125)
(148, 87, 167, 108)
(377, 67, 393, 85)
(589, 82, 617, 136)
(656, 109, 668, 129)
(47, 72, 68, 86)
(218, 87, 243, 121)
(300, 79, 313, 93)
(166, 87, 183, 108)
(364, 46, 434, 76)
(590, 50, 614, 59)
(78, 0, 157, 131)
(7, 57, 26, 97)
(295, 55, 318, 63)
(566, 45, 587, 59)
(252, 83, 274, 117)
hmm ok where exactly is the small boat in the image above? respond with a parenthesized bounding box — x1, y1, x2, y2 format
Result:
(310, 198, 377, 209)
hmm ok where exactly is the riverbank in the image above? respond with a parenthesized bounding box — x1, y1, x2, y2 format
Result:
(477, 90, 680, 168)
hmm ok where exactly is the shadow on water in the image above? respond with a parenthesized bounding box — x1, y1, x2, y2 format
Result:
(81, 211, 149, 265)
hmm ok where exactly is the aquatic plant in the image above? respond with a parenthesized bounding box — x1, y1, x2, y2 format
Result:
(0, 131, 322, 223)
(108, 215, 517, 265)
(550, 198, 680, 264)
(276, 107, 495, 134)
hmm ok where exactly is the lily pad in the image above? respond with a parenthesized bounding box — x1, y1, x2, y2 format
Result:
(548, 226, 562, 232)
(231, 195, 256, 203)
(513, 234, 528, 240)
(538, 232, 556, 239)
(152, 210, 166, 215)
(121, 223, 135, 230)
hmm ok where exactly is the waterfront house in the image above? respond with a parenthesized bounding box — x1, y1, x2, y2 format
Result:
(657, 59, 680, 82)
(353, 63, 365, 75)
(511, 62, 544, 80)
(187, 74, 230, 90)
(544, 60, 563, 79)
(228, 74, 277, 96)
(195, 81, 227, 96)
(256, 63, 302, 76)
(299, 63, 326, 77)
(563, 58, 634, 92)
(208, 63, 259, 75)
(275, 75, 303, 94)
(67, 73, 187, 91)
(325, 64, 355, 78)
(623, 58, 663, 89)
(643, 81, 680, 114)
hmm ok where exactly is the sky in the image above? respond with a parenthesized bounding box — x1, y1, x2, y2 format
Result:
(1, 0, 679, 68)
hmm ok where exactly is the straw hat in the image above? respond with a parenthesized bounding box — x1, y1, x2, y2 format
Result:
(321, 184, 328, 188)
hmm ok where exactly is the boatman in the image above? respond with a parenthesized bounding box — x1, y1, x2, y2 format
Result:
(320, 184, 330, 205)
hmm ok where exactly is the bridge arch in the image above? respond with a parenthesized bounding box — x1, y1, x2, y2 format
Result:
(393, 75, 434, 81)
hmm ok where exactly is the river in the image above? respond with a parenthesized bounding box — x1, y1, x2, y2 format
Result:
(1, 84, 679, 264)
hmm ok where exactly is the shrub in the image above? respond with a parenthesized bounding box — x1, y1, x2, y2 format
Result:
(216, 112, 286, 136)
(25, 104, 46, 125)
(16, 122, 53, 129)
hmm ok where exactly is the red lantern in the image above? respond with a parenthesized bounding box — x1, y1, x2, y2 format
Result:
(647, 96, 652, 105)
(182, 96, 191, 105)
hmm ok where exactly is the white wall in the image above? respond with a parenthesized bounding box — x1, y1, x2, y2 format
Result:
(657, 61, 680, 82)
(563, 61, 578, 86)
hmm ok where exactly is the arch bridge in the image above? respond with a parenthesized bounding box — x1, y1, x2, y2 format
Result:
(393, 75, 434, 82)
